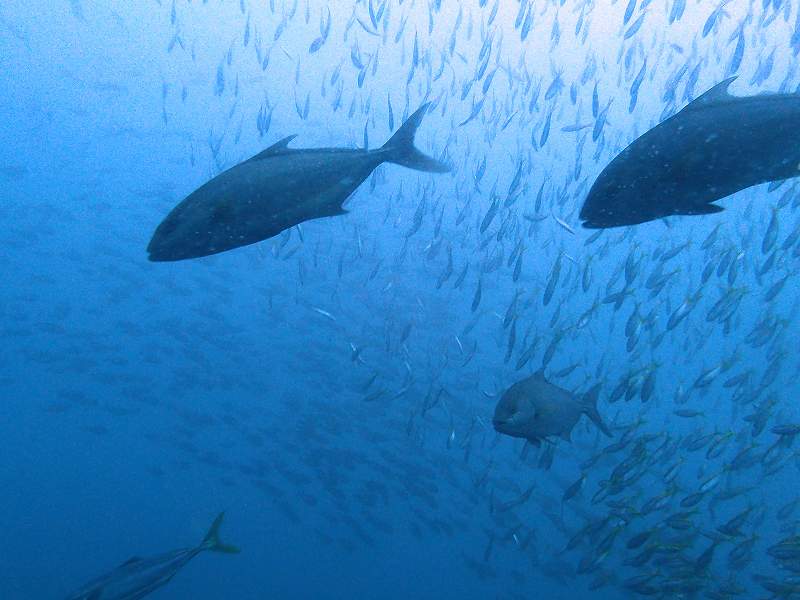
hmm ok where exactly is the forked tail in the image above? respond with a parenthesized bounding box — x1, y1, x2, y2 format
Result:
(582, 384, 613, 438)
(380, 103, 451, 173)
(202, 512, 241, 554)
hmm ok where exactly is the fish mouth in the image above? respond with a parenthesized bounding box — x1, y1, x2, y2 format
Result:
(147, 249, 175, 262)
(493, 419, 523, 439)
(580, 203, 662, 228)
(147, 244, 201, 262)
(492, 418, 510, 431)
(581, 220, 605, 229)
(147, 205, 208, 261)
(579, 202, 633, 229)
(579, 207, 620, 229)
(580, 213, 638, 229)
(147, 236, 192, 262)
(146, 237, 175, 262)
(578, 207, 606, 229)
(147, 238, 226, 262)
(147, 217, 179, 261)
(147, 222, 204, 262)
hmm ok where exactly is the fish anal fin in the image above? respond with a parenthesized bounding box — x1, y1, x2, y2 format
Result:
(247, 135, 298, 162)
(319, 205, 348, 218)
(520, 441, 532, 460)
(684, 77, 737, 110)
(526, 436, 541, 447)
(582, 384, 613, 438)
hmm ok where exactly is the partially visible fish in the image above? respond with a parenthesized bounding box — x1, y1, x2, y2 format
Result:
(66, 513, 239, 600)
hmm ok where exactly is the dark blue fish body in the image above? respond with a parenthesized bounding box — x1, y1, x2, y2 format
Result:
(492, 372, 612, 445)
(148, 105, 448, 261)
(66, 514, 239, 600)
(67, 548, 203, 600)
(581, 78, 800, 227)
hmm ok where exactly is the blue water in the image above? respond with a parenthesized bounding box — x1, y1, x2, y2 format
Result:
(2, 1, 799, 598)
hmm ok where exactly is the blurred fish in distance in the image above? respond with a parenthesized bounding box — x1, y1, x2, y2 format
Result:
(65, 513, 239, 600)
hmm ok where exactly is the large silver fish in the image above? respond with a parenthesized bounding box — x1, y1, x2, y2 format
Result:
(148, 104, 449, 261)
(580, 77, 800, 228)
(66, 513, 239, 600)
(492, 371, 612, 445)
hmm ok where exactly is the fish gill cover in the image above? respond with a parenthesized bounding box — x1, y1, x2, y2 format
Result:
(1, 0, 799, 599)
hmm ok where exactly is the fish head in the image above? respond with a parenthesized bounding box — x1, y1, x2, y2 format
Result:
(492, 387, 537, 439)
(580, 145, 682, 228)
(580, 176, 651, 228)
(147, 193, 240, 262)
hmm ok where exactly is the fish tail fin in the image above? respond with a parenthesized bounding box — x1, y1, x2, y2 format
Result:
(380, 103, 450, 173)
(202, 512, 240, 554)
(582, 384, 613, 438)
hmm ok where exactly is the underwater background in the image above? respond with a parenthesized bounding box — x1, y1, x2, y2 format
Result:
(2, 0, 799, 598)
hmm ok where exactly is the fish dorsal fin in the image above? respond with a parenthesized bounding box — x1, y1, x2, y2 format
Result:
(684, 77, 737, 111)
(120, 556, 142, 567)
(247, 135, 298, 162)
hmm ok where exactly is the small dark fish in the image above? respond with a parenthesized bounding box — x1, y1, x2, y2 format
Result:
(772, 424, 800, 436)
(563, 473, 586, 502)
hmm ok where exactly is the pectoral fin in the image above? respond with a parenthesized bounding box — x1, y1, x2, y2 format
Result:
(526, 436, 541, 447)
